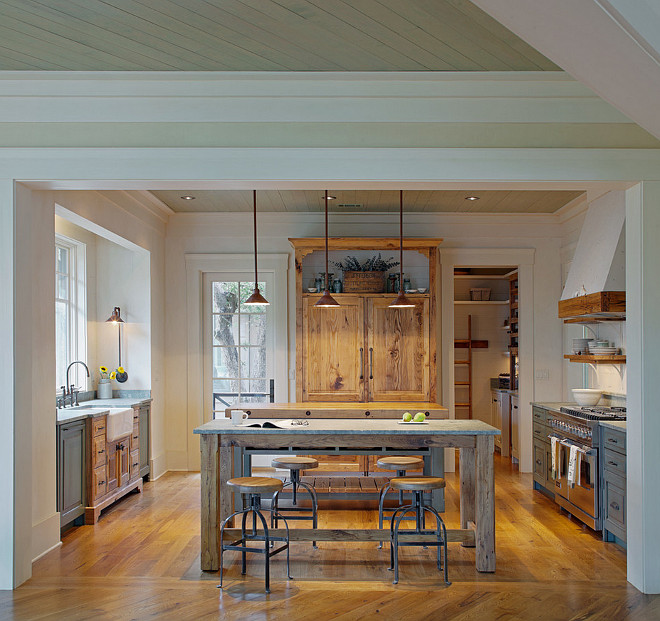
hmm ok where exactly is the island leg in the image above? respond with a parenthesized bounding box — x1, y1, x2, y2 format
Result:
(459, 445, 476, 540)
(200, 434, 219, 571)
(475, 434, 495, 572)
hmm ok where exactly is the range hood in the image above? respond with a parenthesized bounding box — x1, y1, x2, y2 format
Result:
(559, 191, 626, 320)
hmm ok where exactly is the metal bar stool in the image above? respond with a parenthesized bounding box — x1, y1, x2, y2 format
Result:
(218, 477, 292, 594)
(376, 456, 424, 548)
(271, 456, 319, 548)
(388, 476, 450, 586)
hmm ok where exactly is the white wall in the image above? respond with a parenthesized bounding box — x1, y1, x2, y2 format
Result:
(95, 238, 151, 390)
(13, 188, 167, 582)
(560, 192, 627, 397)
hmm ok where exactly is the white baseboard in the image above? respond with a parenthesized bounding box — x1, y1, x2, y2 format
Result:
(31, 513, 61, 564)
(149, 452, 168, 480)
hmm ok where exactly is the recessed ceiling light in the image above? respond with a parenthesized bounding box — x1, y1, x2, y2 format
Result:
(324, 195, 336, 200)
(465, 195, 480, 201)
(181, 195, 195, 200)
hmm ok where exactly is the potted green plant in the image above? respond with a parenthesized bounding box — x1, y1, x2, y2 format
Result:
(332, 254, 399, 293)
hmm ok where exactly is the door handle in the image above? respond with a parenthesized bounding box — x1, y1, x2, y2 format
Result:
(359, 347, 364, 380)
(610, 501, 620, 511)
(369, 347, 373, 380)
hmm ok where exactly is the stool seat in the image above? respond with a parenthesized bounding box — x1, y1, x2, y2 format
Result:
(376, 456, 423, 471)
(227, 477, 283, 494)
(390, 476, 446, 492)
(271, 456, 319, 470)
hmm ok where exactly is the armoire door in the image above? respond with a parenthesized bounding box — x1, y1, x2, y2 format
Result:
(302, 296, 365, 401)
(366, 298, 429, 401)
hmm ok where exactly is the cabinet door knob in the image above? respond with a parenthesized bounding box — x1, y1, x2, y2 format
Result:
(608, 460, 618, 466)
(536, 459, 542, 465)
(610, 502, 620, 511)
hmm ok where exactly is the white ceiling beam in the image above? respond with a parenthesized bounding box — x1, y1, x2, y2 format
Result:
(471, 0, 660, 139)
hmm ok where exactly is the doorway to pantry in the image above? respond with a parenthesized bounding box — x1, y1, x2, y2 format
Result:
(453, 266, 520, 462)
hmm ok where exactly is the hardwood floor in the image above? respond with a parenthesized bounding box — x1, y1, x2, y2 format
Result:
(3, 455, 659, 620)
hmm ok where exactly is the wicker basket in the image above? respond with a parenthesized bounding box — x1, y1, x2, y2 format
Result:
(343, 271, 386, 293)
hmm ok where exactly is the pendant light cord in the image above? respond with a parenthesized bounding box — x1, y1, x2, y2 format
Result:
(253, 189, 258, 286)
(325, 190, 329, 291)
(399, 190, 404, 290)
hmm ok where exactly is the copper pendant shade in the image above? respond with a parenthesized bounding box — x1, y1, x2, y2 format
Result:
(244, 190, 270, 306)
(389, 190, 415, 308)
(314, 190, 340, 308)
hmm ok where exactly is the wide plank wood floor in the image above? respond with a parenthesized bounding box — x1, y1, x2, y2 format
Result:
(3, 455, 659, 620)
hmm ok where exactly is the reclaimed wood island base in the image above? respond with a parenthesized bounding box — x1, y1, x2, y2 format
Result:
(194, 417, 498, 574)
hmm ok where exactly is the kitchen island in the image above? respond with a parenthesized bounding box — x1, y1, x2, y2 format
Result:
(194, 417, 498, 574)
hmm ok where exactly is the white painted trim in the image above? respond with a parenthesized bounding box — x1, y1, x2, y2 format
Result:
(5, 148, 658, 186)
(184, 253, 288, 471)
(31, 541, 61, 564)
(0, 179, 14, 589)
(439, 248, 535, 473)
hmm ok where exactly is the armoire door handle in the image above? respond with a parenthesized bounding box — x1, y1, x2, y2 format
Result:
(369, 347, 373, 380)
(359, 347, 364, 380)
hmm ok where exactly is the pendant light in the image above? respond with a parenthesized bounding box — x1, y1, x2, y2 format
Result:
(244, 190, 270, 306)
(389, 190, 415, 308)
(315, 190, 340, 308)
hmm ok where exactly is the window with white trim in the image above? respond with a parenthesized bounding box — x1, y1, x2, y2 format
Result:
(55, 235, 87, 392)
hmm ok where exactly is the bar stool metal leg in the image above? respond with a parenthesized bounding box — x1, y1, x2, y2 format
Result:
(271, 468, 319, 548)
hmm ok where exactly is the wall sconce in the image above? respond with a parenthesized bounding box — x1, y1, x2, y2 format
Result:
(105, 306, 128, 382)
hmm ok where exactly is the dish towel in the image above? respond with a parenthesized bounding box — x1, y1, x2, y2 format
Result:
(567, 445, 579, 488)
(550, 437, 558, 479)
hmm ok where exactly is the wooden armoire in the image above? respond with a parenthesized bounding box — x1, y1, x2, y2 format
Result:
(291, 238, 441, 405)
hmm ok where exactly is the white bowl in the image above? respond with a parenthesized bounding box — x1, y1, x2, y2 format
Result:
(572, 389, 603, 406)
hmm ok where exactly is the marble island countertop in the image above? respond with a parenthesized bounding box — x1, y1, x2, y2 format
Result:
(194, 418, 499, 435)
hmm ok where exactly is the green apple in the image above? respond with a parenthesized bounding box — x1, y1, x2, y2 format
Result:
(402, 412, 412, 422)
(413, 412, 426, 422)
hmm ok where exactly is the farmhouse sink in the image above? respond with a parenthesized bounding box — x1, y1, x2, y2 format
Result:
(106, 408, 134, 441)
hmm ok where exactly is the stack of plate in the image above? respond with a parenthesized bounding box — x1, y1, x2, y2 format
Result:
(588, 346, 619, 356)
(572, 338, 593, 355)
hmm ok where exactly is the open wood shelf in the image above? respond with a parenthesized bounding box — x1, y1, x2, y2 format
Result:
(564, 354, 626, 364)
(563, 317, 625, 324)
(454, 300, 509, 305)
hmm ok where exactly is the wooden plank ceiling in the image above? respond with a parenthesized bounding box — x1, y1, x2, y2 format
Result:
(150, 189, 583, 213)
(0, 0, 559, 71)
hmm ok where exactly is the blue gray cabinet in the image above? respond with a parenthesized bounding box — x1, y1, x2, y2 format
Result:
(532, 406, 555, 497)
(137, 404, 150, 479)
(601, 426, 626, 545)
(57, 420, 86, 528)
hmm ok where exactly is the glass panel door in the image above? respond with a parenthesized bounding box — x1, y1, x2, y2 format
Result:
(203, 273, 275, 419)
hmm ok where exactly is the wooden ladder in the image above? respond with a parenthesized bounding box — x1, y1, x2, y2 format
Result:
(454, 315, 488, 419)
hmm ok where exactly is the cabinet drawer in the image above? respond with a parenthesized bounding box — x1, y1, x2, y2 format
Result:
(603, 476, 626, 533)
(92, 435, 106, 468)
(533, 423, 548, 442)
(604, 448, 626, 477)
(92, 464, 107, 499)
(130, 449, 140, 480)
(533, 440, 546, 481)
(602, 428, 626, 453)
(131, 424, 140, 452)
(532, 407, 547, 425)
(92, 417, 107, 438)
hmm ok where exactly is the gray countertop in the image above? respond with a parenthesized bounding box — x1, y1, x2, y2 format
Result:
(600, 420, 627, 431)
(194, 418, 499, 435)
(531, 402, 575, 413)
(56, 397, 151, 424)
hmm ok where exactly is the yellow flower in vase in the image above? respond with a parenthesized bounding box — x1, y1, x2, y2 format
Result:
(110, 371, 116, 380)
(117, 366, 125, 374)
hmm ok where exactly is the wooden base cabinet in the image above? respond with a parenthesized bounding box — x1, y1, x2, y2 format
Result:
(85, 413, 143, 525)
(57, 420, 86, 528)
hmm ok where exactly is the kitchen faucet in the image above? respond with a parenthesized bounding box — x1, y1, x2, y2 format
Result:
(58, 361, 90, 408)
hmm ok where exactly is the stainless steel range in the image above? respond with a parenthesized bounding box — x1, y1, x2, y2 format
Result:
(545, 405, 627, 530)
